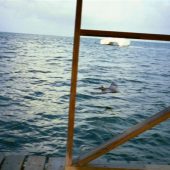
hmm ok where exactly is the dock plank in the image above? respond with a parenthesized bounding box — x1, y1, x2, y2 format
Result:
(145, 165, 170, 170)
(0, 153, 4, 165)
(1, 155, 25, 170)
(47, 157, 64, 170)
(0, 153, 170, 170)
(0, 154, 4, 166)
(24, 156, 46, 170)
(89, 160, 145, 169)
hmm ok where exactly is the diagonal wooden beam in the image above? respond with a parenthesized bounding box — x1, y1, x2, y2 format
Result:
(80, 29, 170, 41)
(76, 106, 170, 166)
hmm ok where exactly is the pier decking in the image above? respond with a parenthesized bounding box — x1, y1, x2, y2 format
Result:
(0, 153, 64, 170)
(0, 153, 170, 170)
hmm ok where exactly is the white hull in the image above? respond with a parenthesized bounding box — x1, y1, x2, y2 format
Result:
(100, 38, 130, 47)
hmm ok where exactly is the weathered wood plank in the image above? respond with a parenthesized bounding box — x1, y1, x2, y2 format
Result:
(66, 164, 170, 170)
(145, 165, 170, 170)
(24, 156, 46, 170)
(70, 160, 145, 170)
(65, 166, 142, 170)
(76, 106, 170, 165)
(0, 153, 4, 165)
(0, 154, 170, 170)
(47, 157, 64, 170)
(88, 160, 145, 169)
(1, 155, 25, 170)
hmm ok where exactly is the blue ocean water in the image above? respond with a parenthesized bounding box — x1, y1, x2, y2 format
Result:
(0, 32, 170, 163)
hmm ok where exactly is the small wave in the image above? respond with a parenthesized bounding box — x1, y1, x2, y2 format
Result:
(28, 70, 51, 74)
(3, 51, 16, 54)
(0, 95, 11, 101)
(59, 94, 70, 101)
(80, 78, 102, 85)
(31, 79, 47, 85)
(0, 95, 29, 108)
(33, 91, 44, 97)
(36, 112, 61, 120)
(23, 95, 37, 100)
(0, 55, 15, 59)
(50, 81, 70, 87)
(77, 93, 97, 101)
(23, 91, 44, 100)
(160, 73, 170, 77)
(124, 79, 144, 84)
(47, 62, 58, 66)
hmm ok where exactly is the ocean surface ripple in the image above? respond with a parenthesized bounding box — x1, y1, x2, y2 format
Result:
(0, 32, 170, 163)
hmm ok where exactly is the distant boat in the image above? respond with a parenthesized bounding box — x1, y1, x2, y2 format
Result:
(100, 38, 130, 47)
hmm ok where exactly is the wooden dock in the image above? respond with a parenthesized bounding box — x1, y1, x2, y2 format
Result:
(0, 153, 64, 170)
(0, 153, 170, 170)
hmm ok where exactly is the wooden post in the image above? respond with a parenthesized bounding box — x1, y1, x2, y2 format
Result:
(76, 106, 170, 166)
(66, 0, 83, 166)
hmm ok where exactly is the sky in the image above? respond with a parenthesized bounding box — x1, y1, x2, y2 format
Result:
(0, 0, 170, 36)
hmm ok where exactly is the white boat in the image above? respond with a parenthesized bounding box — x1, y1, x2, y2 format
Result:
(100, 38, 130, 47)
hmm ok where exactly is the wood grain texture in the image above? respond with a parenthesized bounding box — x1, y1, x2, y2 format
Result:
(0, 154, 4, 165)
(47, 157, 64, 170)
(0, 154, 169, 170)
(66, 166, 142, 170)
(66, 0, 83, 166)
(1, 155, 25, 170)
(24, 156, 46, 170)
(145, 165, 170, 170)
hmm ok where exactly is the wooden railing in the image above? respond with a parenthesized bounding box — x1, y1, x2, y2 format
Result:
(66, 0, 83, 166)
(76, 106, 170, 166)
(65, 0, 170, 168)
(80, 29, 170, 41)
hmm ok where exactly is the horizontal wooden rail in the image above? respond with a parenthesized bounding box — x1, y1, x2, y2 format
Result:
(76, 106, 170, 166)
(80, 29, 170, 41)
